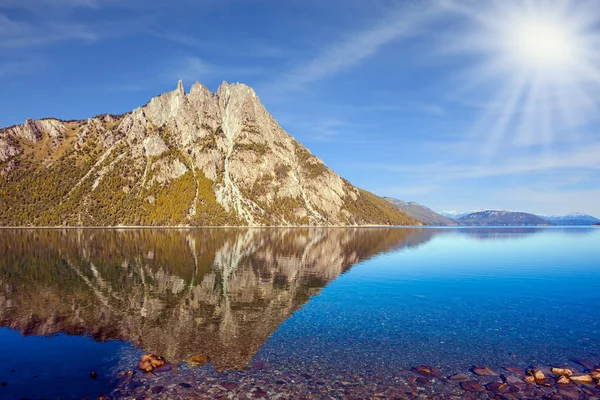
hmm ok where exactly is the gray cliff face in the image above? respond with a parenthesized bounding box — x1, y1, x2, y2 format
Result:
(0, 81, 419, 227)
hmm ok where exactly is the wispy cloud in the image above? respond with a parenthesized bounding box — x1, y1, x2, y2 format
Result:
(355, 142, 600, 180)
(0, 58, 44, 79)
(170, 56, 214, 83)
(154, 32, 291, 59)
(0, 0, 99, 9)
(375, 184, 447, 198)
(105, 55, 264, 93)
(491, 186, 600, 215)
(275, 115, 378, 144)
(274, 2, 442, 91)
(168, 56, 264, 84)
(364, 101, 447, 117)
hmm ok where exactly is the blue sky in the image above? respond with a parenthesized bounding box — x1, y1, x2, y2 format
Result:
(1, 0, 600, 216)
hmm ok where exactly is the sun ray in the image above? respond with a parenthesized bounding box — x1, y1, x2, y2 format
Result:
(444, 0, 600, 157)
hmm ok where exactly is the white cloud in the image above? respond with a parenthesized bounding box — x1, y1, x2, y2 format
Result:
(274, 2, 442, 90)
(491, 186, 600, 216)
(357, 142, 600, 180)
(0, 58, 42, 78)
(171, 57, 213, 83)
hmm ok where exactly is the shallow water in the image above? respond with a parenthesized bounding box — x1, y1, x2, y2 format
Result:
(0, 227, 598, 398)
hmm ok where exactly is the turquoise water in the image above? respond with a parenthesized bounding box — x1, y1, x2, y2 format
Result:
(260, 228, 600, 373)
(0, 227, 598, 398)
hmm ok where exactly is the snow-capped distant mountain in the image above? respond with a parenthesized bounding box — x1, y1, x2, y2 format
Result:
(538, 213, 600, 226)
(458, 210, 553, 226)
(440, 209, 484, 219)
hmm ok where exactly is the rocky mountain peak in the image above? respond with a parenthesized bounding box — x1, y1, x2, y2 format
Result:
(0, 81, 420, 227)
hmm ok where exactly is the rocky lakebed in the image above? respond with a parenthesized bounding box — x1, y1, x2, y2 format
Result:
(103, 353, 600, 399)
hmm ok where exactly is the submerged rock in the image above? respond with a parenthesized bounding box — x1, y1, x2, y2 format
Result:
(505, 366, 526, 375)
(414, 365, 440, 377)
(153, 363, 173, 373)
(487, 382, 509, 392)
(449, 373, 469, 381)
(473, 366, 498, 376)
(187, 354, 210, 367)
(557, 375, 571, 385)
(504, 375, 523, 385)
(460, 381, 484, 392)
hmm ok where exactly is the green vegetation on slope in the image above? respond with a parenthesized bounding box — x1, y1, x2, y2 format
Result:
(341, 185, 421, 226)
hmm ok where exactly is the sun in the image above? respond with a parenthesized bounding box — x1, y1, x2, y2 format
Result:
(507, 17, 578, 74)
(443, 0, 600, 155)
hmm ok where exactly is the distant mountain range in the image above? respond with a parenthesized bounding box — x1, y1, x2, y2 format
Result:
(388, 199, 599, 226)
(537, 213, 600, 226)
(456, 210, 552, 226)
(440, 210, 479, 219)
(384, 198, 461, 226)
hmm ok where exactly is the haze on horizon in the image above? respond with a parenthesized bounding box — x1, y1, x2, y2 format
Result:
(1, 0, 599, 216)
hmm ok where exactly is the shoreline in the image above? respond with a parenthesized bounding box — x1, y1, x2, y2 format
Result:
(113, 356, 600, 399)
(0, 225, 597, 229)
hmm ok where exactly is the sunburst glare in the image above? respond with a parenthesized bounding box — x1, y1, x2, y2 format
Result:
(443, 0, 600, 156)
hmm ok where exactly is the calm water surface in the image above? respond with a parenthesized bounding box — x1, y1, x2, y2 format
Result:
(0, 227, 598, 399)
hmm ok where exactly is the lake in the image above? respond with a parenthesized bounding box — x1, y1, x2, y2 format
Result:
(0, 227, 599, 399)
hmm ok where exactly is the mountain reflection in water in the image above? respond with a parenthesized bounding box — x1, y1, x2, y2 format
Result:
(0, 228, 433, 371)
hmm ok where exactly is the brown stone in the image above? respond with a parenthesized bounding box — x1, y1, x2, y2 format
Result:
(138, 359, 153, 372)
(149, 357, 165, 368)
(415, 377, 430, 385)
(570, 375, 593, 384)
(137, 354, 165, 372)
(487, 382, 509, 392)
(449, 373, 469, 381)
(153, 363, 172, 373)
(504, 375, 522, 385)
(473, 366, 498, 376)
(530, 369, 545, 383)
(505, 367, 526, 375)
(414, 365, 440, 377)
(460, 381, 485, 392)
(557, 375, 571, 385)
(524, 376, 536, 384)
(187, 354, 211, 367)
(591, 369, 600, 379)
(552, 368, 574, 377)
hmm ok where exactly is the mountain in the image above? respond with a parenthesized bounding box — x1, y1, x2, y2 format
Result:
(439, 210, 484, 219)
(538, 213, 600, 226)
(0, 81, 419, 227)
(384, 198, 462, 226)
(457, 210, 553, 226)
